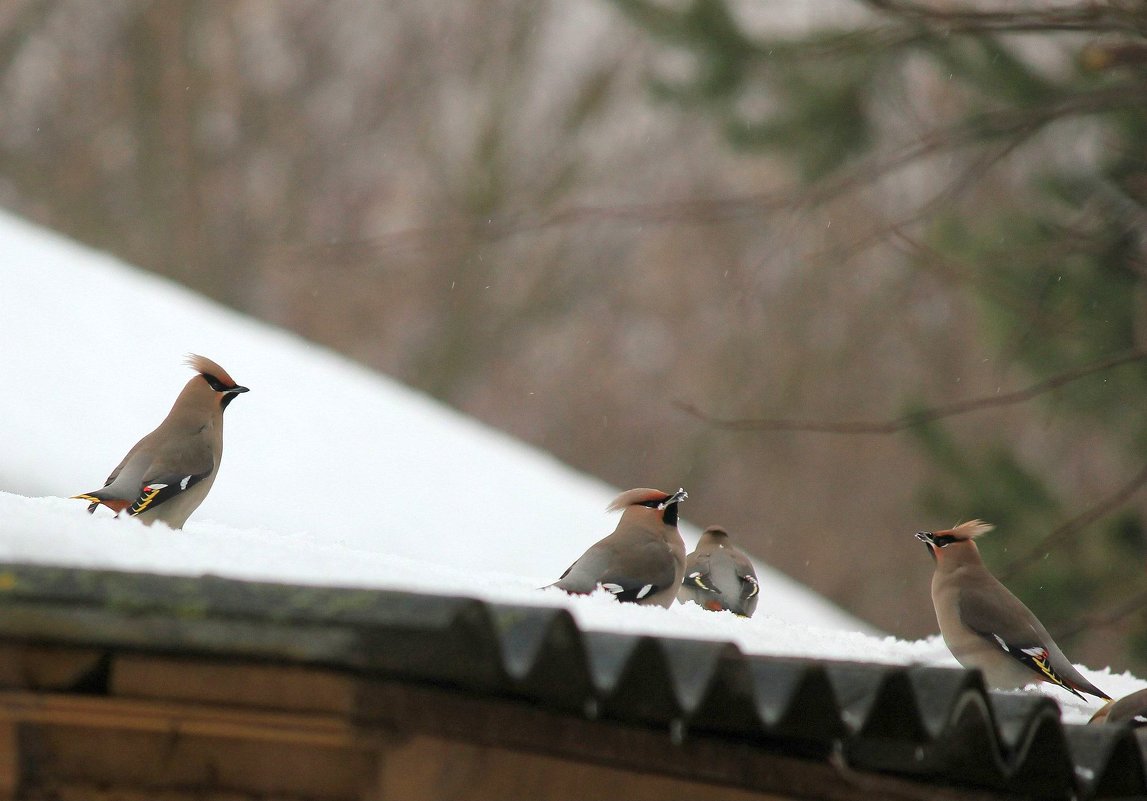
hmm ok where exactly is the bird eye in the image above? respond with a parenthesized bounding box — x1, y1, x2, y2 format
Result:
(202, 374, 229, 392)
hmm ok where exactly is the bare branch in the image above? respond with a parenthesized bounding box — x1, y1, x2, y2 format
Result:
(887, 230, 1034, 318)
(861, 0, 1145, 37)
(999, 460, 1147, 581)
(804, 134, 1033, 270)
(1053, 586, 1147, 640)
(677, 349, 1147, 434)
(283, 84, 1147, 264)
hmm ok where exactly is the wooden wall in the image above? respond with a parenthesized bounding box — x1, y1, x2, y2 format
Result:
(0, 643, 990, 801)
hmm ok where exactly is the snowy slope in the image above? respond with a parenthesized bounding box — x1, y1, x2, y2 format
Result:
(0, 210, 1141, 724)
(0, 210, 853, 628)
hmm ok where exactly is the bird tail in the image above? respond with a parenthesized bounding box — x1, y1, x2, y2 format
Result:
(1068, 677, 1112, 702)
(71, 492, 130, 515)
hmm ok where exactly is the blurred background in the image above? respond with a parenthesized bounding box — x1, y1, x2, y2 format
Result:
(1, 0, 1144, 672)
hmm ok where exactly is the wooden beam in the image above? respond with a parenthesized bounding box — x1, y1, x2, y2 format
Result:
(371, 734, 784, 801)
(0, 658, 1012, 801)
(0, 691, 378, 750)
(0, 644, 105, 691)
(17, 724, 377, 801)
(112, 654, 359, 715)
(355, 681, 1006, 801)
(0, 721, 17, 801)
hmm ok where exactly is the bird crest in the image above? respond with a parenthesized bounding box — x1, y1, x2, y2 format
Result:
(607, 488, 683, 512)
(949, 519, 994, 540)
(185, 353, 239, 388)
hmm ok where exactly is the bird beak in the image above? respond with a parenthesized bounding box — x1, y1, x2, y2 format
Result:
(659, 488, 688, 510)
(915, 531, 937, 561)
(226, 385, 250, 394)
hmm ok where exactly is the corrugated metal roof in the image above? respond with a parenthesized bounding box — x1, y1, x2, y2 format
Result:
(0, 562, 1142, 799)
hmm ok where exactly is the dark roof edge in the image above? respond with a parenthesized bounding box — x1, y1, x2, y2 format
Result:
(0, 561, 1141, 800)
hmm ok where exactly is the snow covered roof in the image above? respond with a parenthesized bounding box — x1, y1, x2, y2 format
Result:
(0, 206, 1142, 705)
(0, 561, 1143, 800)
(0, 209, 856, 631)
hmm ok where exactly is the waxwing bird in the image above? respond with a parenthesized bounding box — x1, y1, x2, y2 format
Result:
(1089, 688, 1147, 726)
(678, 526, 760, 617)
(550, 488, 688, 608)
(915, 521, 1109, 701)
(72, 355, 248, 529)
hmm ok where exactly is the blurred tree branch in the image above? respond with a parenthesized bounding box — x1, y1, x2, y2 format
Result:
(676, 348, 1147, 434)
(0, 1, 53, 76)
(291, 75, 1145, 266)
(614, 0, 1147, 667)
(1054, 586, 1147, 640)
(999, 460, 1147, 581)
(861, 0, 1146, 36)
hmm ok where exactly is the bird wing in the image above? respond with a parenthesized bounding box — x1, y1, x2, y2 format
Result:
(958, 586, 1087, 699)
(596, 539, 678, 601)
(682, 552, 718, 594)
(101, 451, 133, 489)
(99, 426, 159, 484)
(126, 471, 211, 516)
(731, 550, 760, 600)
(558, 538, 677, 602)
(127, 438, 215, 517)
(73, 432, 159, 512)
